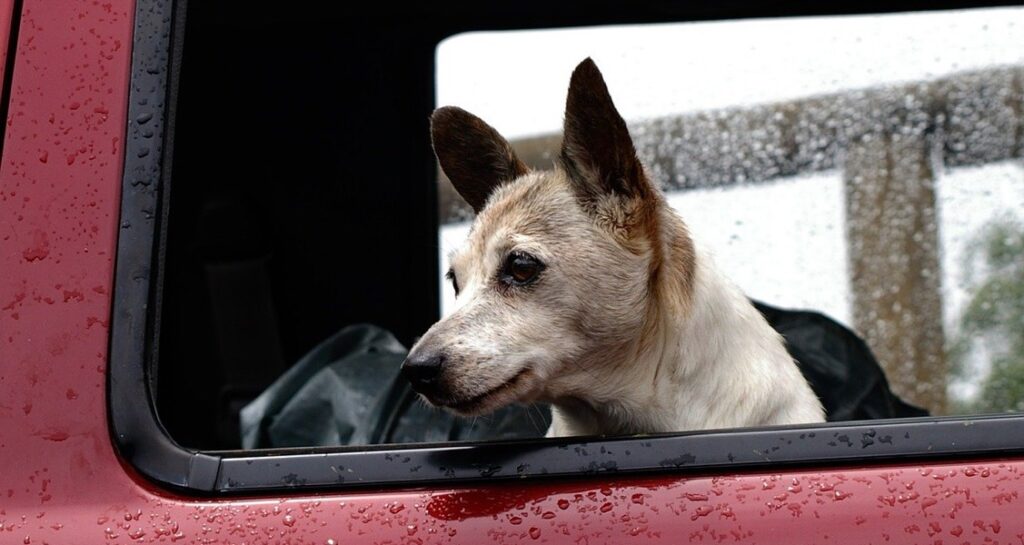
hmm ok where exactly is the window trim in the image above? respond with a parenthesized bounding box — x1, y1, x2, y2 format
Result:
(109, 0, 1024, 494)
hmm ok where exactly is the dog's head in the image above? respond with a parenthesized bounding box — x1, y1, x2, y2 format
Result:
(403, 58, 692, 416)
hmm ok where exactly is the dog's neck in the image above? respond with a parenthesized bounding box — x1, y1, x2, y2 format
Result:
(547, 211, 820, 437)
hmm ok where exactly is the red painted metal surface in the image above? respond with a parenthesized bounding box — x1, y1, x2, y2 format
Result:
(2, 2, 1024, 544)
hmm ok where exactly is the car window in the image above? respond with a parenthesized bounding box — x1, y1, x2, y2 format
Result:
(110, 1, 1024, 493)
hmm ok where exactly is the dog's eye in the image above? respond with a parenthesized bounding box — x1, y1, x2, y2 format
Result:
(445, 268, 460, 296)
(500, 251, 544, 287)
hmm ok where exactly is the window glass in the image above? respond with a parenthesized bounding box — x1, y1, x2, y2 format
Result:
(436, 7, 1024, 416)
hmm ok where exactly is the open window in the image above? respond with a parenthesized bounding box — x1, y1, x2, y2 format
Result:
(110, 0, 1024, 493)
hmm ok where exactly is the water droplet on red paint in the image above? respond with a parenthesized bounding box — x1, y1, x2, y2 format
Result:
(690, 505, 714, 520)
(22, 231, 49, 262)
(529, 527, 541, 540)
(41, 431, 69, 442)
(557, 499, 570, 510)
(282, 515, 295, 527)
(509, 516, 523, 525)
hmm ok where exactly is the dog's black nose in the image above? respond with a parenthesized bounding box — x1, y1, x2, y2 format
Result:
(402, 351, 445, 395)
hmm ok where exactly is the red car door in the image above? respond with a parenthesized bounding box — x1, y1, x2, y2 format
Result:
(2, 2, 1023, 544)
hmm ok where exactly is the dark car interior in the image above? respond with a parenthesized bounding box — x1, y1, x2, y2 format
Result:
(156, 4, 444, 449)
(156, 2, 773, 450)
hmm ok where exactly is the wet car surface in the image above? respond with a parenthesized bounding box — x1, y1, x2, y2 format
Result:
(3, 1, 1024, 543)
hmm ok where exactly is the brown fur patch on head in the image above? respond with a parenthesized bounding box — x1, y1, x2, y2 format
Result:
(450, 172, 577, 276)
(431, 106, 529, 212)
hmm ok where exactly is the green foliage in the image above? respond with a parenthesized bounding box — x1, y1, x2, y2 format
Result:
(951, 218, 1024, 413)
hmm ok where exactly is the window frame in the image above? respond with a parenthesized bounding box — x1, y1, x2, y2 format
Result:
(109, 0, 1024, 494)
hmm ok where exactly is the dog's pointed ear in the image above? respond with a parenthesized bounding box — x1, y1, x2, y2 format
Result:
(560, 58, 651, 207)
(431, 106, 529, 213)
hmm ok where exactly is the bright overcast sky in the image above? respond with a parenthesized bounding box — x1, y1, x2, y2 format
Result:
(437, 6, 1024, 139)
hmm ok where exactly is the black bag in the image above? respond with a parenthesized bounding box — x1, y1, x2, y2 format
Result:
(753, 302, 928, 421)
(240, 324, 550, 448)
(241, 302, 926, 448)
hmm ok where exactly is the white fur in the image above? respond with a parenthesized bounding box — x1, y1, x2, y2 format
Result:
(546, 241, 824, 437)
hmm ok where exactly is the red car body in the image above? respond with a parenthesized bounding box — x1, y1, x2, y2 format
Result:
(2, 2, 1023, 544)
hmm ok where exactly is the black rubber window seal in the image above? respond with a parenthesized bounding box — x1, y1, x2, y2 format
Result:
(0, 0, 24, 157)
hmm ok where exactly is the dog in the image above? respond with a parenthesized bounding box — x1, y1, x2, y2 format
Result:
(402, 58, 825, 438)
